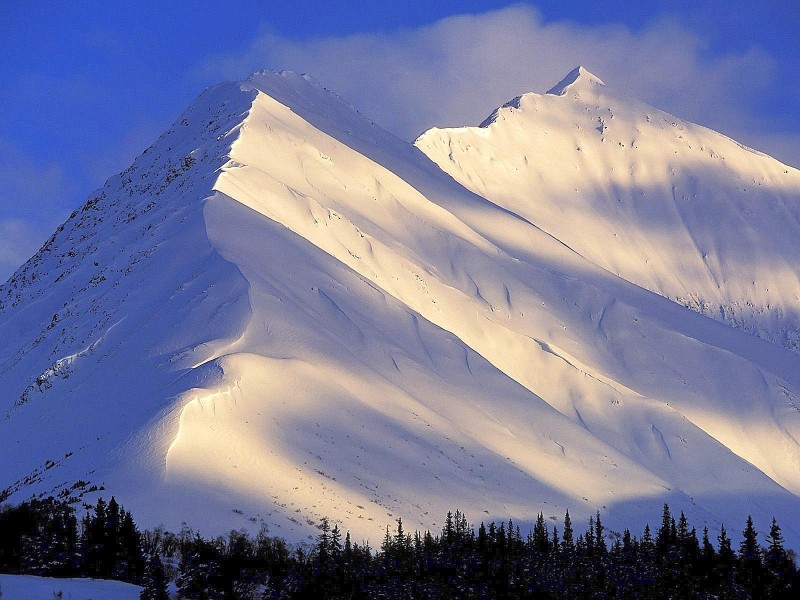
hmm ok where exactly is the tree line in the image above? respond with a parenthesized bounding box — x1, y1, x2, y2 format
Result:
(0, 496, 798, 598)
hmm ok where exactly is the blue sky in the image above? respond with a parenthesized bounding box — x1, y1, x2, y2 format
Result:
(2, 1, 798, 279)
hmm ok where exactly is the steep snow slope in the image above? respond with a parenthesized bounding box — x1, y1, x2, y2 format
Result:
(2, 71, 800, 548)
(417, 66, 800, 351)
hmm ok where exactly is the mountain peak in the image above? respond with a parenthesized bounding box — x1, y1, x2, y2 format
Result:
(546, 66, 605, 95)
(6, 65, 800, 550)
(240, 69, 397, 152)
(243, 69, 356, 115)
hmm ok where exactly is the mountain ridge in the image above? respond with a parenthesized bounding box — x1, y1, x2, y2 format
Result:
(2, 69, 800, 548)
(417, 68, 800, 353)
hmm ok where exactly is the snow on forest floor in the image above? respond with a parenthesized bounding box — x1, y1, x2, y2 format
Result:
(0, 574, 142, 600)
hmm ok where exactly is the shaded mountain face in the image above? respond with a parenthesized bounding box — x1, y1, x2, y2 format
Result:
(2, 69, 800, 548)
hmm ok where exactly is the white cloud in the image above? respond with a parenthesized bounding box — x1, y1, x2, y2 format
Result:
(197, 4, 797, 167)
(0, 141, 76, 281)
(0, 219, 44, 281)
(0, 140, 75, 219)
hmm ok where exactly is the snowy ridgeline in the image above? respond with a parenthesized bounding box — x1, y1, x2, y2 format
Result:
(417, 67, 800, 353)
(0, 68, 800, 552)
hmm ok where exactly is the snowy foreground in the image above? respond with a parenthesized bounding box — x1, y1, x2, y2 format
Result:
(2, 67, 800, 548)
(0, 574, 141, 600)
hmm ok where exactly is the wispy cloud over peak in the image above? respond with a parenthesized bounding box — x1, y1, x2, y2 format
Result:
(196, 4, 792, 169)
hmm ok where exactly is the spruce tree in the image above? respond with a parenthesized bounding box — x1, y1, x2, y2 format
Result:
(638, 524, 657, 589)
(393, 518, 413, 576)
(738, 515, 762, 596)
(699, 526, 716, 595)
(139, 554, 169, 600)
(380, 524, 393, 576)
(533, 513, 549, 554)
(591, 511, 607, 592)
(443, 511, 454, 545)
(176, 534, 222, 599)
(559, 511, 575, 595)
(119, 508, 143, 581)
(616, 529, 636, 594)
(766, 518, 787, 566)
(674, 513, 696, 597)
(342, 531, 354, 583)
(594, 511, 606, 555)
(331, 524, 342, 558)
(656, 503, 672, 557)
(316, 517, 331, 579)
(585, 516, 595, 557)
(102, 497, 121, 579)
(739, 515, 759, 561)
(82, 497, 108, 577)
(764, 517, 793, 596)
(716, 525, 736, 598)
(561, 510, 574, 556)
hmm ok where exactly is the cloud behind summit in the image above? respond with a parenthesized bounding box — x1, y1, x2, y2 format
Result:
(200, 4, 795, 167)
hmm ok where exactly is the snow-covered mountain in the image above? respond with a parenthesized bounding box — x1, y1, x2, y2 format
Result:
(2, 69, 800, 549)
(417, 66, 800, 351)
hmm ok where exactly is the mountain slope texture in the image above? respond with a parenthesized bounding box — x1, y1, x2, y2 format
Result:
(2, 68, 800, 548)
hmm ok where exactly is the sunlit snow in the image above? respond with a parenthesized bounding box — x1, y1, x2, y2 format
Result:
(1, 69, 799, 549)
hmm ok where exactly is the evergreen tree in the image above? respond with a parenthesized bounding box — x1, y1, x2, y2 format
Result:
(342, 531, 354, 582)
(674, 514, 698, 597)
(676, 512, 689, 548)
(738, 515, 763, 596)
(221, 529, 258, 599)
(393, 518, 413, 576)
(477, 523, 488, 554)
(139, 554, 169, 600)
(105, 496, 122, 578)
(82, 497, 107, 577)
(330, 524, 342, 561)
(638, 524, 657, 590)
(558, 511, 575, 595)
(118, 508, 144, 581)
(590, 511, 607, 592)
(324, 522, 343, 591)
(716, 524, 737, 598)
(17, 498, 81, 577)
(698, 526, 716, 595)
(585, 516, 595, 557)
(594, 511, 606, 555)
(176, 534, 222, 599)
(532, 513, 549, 554)
(541, 526, 560, 594)
(393, 518, 405, 550)
(316, 516, 331, 578)
(764, 517, 793, 596)
(614, 528, 637, 595)
(380, 525, 392, 572)
(561, 510, 574, 556)
(443, 511, 454, 545)
(739, 515, 760, 561)
(654, 506, 683, 596)
(656, 503, 673, 557)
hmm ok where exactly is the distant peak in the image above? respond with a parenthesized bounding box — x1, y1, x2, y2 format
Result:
(546, 66, 605, 96)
